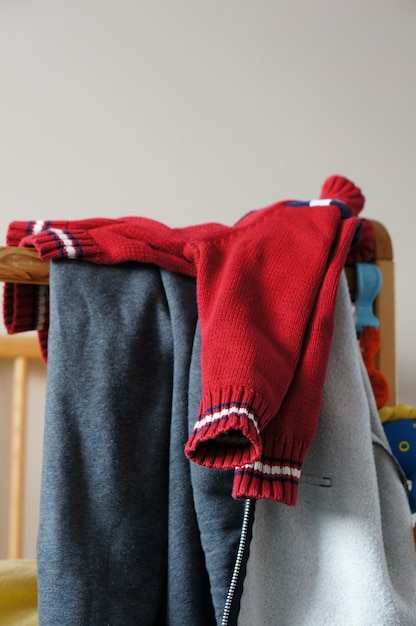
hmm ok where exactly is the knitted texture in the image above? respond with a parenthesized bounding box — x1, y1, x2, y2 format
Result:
(359, 325, 389, 409)
(346, 218, 375, 264)
(3, 175, 362, 504)
(320, 175, 374, 264)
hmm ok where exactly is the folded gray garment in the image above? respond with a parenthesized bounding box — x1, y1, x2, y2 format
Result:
(37, 260, 245, 626)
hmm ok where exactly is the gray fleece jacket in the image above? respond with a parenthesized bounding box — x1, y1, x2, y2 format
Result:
(238, 273, 416, 625)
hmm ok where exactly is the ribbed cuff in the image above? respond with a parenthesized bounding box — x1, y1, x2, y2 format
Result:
(185, 387, 271, 469)
(232, 437, 308, 505)
(19, 229, 101, 262)
(3, 283, 48, 332)
(3, 283, 49, 362)
(7, 220, 103, 262)
(6, 222, 31, 246)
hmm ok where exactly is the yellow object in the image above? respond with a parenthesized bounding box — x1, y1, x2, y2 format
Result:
(379, 404, 416, 424)
(0, 559, 38, 625)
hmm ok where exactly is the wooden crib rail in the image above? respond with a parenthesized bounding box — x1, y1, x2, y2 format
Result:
(0, 247, 49, 284)
(372, 221, 396, 406)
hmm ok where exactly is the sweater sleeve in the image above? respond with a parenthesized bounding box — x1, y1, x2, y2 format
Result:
(3, 216, 222, 358)
(184, 204, 359, 505)
(232, 217, 359, 504)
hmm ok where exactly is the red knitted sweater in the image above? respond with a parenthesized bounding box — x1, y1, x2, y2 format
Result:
(3, 175, 362, 505)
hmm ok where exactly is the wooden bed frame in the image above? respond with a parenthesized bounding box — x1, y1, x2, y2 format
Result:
(0, 220, 397, 558)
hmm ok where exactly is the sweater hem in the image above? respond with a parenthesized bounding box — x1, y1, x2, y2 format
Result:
(185, 389, 271, 469)
(232, 438, 308, 505)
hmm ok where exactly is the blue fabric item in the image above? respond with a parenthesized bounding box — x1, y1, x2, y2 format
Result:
(38, 261, 172, 624)
(37, 260, 245, 625)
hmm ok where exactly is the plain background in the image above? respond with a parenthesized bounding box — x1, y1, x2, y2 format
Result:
(0, 0, 415, 558)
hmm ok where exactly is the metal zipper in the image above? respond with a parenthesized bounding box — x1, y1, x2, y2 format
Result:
(221, 498, 253, 626)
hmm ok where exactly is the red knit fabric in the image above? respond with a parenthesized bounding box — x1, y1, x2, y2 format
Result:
(320, 175, 365, 216)
(359, 326, 389, 409)
(230, 214, 356, 502)
(3, 176, 362, 504)
(346, 218, 375, 264)
(321, 176, 375, 265)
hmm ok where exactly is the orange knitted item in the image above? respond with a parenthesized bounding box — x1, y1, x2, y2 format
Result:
(359, 326, 389, 409)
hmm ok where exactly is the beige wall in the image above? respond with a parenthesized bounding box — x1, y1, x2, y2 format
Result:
(1, 0, 415, 558)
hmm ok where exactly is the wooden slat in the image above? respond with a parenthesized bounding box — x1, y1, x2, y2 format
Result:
(0, 247, 49, 284)
(0, 336, 43, 558)
(8, 356, 29, 559)
(372, 220, 393, 261)
(0, 335, 43, 360)
(367, 219, 396, 404)
(374, 258, 397, 405)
